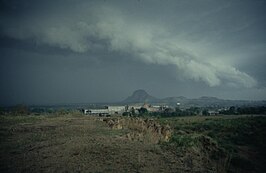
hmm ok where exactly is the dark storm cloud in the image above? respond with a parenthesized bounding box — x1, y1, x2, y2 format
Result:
(0, 0, 266, 105)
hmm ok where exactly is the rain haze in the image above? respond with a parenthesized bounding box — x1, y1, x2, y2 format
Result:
(0, 0, 266, 105)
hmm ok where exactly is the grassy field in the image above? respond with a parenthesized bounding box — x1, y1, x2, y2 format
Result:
(0, 114, 265, 173)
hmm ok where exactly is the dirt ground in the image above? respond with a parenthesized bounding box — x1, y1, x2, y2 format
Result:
(0, 115, 186, 173)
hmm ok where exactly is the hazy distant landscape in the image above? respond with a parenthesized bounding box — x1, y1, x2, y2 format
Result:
(1, 90, 266, 172)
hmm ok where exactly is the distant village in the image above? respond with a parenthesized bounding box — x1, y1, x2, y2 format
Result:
(82, 103, 170, 116)
(82, 103, 227, 116)
(82, 102, 266, 117)
(79, 89, 266, 116)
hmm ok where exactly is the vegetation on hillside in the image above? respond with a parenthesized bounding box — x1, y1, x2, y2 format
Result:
(160, 116, 266, 172)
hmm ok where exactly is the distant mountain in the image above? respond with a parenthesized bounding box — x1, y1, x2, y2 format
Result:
(122, 90, 266, 107)
(122, 89, 159, 103)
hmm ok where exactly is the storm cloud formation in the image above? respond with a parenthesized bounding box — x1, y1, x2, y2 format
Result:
(0, 0, 266, 105)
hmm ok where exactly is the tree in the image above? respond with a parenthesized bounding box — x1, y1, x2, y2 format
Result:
(131, 107, 136, 115)
(202, 109, 209, 116)
(138, 107, 148, 115)
(228, 106, 236, 115)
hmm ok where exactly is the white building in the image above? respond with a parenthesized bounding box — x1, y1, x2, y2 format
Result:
(107, 106, 125, 114)
(84, 109, 109, 115)
(83, 106, 126, 115)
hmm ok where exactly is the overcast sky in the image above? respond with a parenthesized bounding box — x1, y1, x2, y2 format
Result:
(0, 0, 266, 105)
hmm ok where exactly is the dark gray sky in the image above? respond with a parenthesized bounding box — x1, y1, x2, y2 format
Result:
(0, 0, 266, 105)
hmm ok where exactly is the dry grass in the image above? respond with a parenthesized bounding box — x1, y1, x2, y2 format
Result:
(1, 114, 265, 173)
(0, 115, 176, 173)
(102, 117, 172, 144)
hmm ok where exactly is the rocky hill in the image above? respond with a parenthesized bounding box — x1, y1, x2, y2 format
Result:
(122, 90, 266, 107)
(122, 89, 159, 103)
